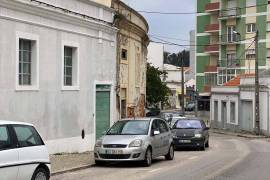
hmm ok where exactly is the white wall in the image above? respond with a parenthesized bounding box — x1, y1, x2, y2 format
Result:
(211, 93, 239, 125)
(147, 42, 164, 70)
(0, 0, 117, 153)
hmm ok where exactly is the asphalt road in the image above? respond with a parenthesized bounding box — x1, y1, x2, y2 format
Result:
(51, 134, 270, 180)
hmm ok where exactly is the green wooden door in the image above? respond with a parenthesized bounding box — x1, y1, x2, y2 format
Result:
(96, 89, 110, 139)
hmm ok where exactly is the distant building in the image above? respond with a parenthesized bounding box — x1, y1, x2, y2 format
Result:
(0, 0, 117, 153)
(211, 70, 270, 135)
(147, 42, 165, 70)
(163, 64, 191, 109)
(196, 0, 270, 111)
(112, 0, 149, 119)
(189, 30, 196, 80)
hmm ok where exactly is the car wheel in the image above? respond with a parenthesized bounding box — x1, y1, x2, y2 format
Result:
(31, 168, 49, 180)
(143, 148, 152, 167)
(205, 140, 209, 148)
(200, 142, 206, 151)
(165, 144, 174, 160)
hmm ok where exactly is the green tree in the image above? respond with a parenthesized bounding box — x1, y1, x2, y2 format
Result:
(146, 63, 171, 108)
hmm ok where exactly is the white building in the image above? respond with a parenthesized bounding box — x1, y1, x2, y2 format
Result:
(147, 42, 164, 70)
(211, 71, 270, 135)
(189, 30, 195, 80)
(0, 0, 117, 153)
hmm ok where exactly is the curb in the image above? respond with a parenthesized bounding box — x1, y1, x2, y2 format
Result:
(211, 130, 268, 139)
(51, 164, 95, 176)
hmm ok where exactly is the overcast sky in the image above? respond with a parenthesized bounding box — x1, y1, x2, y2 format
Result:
(122, 0, 196, 53)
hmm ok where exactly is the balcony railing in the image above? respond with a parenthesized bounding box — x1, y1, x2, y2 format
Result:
(205, 24, 219, 33)
(205, 2, 220, 12)
(204, 44, 219, 54)
(217, 67, 242, 85)
(220, 34, 241, 45)
(220, 8, 241, 19)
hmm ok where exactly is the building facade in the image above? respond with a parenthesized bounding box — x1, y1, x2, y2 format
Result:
(0, 0, 117, 153)
(112, 0, 149, 118)
(196, 0, 270, 93)
(211, 72, 270, 135)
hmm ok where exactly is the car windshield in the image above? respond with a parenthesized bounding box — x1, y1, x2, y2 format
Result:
(107, 120, 150, 135)
(173, 120, 202, 129)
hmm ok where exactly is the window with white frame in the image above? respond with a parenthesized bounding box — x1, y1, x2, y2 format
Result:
(227, 26, 236, 42)
(246, 49, 256, 59)
(246, 23, 256, 33)
(19, 39, 32, 85)
(230, 102, 236, 123)
(246, 0, 256, 6)
(16, 32, 39, 90)
(62, 44, 79, 89)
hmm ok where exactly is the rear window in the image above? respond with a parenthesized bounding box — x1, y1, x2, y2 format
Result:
(13, 125, 44, 147)
(0, 126, 12, 150)
(173, 120, 202, 129)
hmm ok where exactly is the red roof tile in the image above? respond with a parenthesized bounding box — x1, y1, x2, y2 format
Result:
(224, 73, 255, 87)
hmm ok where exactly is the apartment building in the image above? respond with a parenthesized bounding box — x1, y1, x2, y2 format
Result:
(196, 0, 270, 94)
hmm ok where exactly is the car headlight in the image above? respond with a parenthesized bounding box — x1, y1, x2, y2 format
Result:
(129, 139, 143, 147)
(95, 139, 103, 147)
(172, 132, 177, 139)
(194, 133, 202, 138)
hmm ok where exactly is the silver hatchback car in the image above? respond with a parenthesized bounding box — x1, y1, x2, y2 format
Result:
(94, 118, 174, 166)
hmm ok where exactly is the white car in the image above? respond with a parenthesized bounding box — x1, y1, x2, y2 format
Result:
(0, 120, 51, 180)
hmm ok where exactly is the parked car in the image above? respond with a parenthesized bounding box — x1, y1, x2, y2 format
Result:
(185, 102, 196, 111)
(94, 118, 174, 166)
(159, 111, 184, 121)
(0, 120, 51, 180)
(171, 119, 209, 150)
(169, 116, 186, 128)
(145, 108, 161, 117)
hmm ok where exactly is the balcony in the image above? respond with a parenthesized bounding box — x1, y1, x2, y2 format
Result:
(220, 34, 241, 45)
(205, 24, 219, 33)
(220, 8, 241, 19)
(205, 2, 220, 12)
(205, 65, 218, 73)
(204, 44, 219, 54)
(203, 85, 211, 93)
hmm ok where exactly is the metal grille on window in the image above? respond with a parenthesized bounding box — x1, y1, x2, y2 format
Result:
(64, 47, 73, 86)
(19, 39, 32, 85)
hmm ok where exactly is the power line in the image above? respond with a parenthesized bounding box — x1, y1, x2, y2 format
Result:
(137, 3, 269, 15)
(149, 34, 193, 42)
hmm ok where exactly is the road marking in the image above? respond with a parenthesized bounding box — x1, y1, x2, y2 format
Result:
(148, 168, 162, 173)
(188, 156, 198, 160)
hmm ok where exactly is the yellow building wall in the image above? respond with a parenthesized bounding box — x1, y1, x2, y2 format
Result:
(92, 0, 111, 7)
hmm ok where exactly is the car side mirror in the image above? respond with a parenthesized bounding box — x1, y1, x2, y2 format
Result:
(153, 130, 160, 136)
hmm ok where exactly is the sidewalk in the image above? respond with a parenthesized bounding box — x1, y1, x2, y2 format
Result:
(211, 129, 269, 139)
(50, 151, 95, 175)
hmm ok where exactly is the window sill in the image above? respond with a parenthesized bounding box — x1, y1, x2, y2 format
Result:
(15, 86, 39, 91)
(61, 86, 80, 91)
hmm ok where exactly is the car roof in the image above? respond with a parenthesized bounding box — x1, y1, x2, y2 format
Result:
(0, 120, 34, 126)
(121, 117, 164, 121)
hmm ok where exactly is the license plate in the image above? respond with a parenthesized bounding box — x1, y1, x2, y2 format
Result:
(179, 140, 191, 143)
(104, 149, 123, 154)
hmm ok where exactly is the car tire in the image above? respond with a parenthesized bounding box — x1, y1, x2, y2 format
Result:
(31, 168, 49, 180)
(143, 148, 152, 167)
(200, 141, 206, 151)
(205, 140, 209, 148)
(165, 144, 174, 160)
(95, 160, 106, 166)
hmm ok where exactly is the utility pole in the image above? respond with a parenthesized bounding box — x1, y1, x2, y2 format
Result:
(181, 50, 185, 116)
(255, 30, 260, 135)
